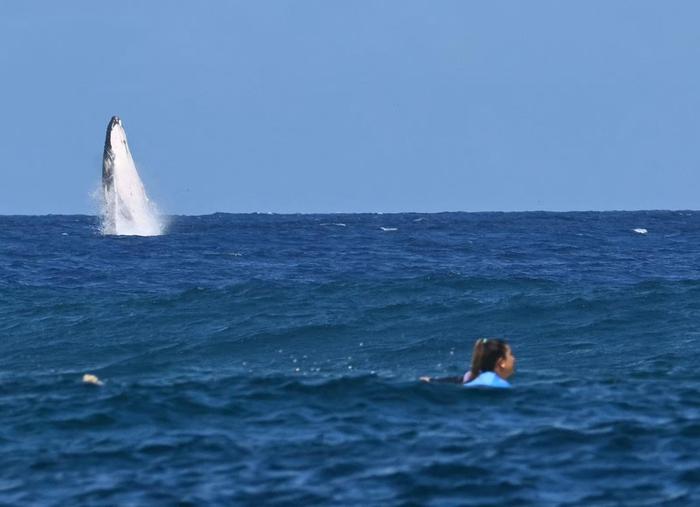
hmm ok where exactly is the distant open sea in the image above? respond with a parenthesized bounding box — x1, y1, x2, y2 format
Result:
(1, 212, 699, 506)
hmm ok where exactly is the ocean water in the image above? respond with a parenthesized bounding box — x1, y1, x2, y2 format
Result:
(1, 212, 699, 506)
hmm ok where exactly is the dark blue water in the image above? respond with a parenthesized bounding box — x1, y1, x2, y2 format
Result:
(2, 212, 700, 506)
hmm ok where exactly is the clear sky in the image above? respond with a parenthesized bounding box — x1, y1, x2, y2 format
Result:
(1, 1, 699, 214)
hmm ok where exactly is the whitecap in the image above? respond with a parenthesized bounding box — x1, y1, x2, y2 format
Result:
(633, 228, 648, 235)
(380, 227, 398, 232)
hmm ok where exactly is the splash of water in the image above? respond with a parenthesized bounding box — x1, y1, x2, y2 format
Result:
(101, 117, 164, 236)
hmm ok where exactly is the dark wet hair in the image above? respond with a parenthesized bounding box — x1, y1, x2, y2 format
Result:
(467, 338, 509, 382)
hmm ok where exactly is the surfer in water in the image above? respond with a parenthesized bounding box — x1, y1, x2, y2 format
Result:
(420, 338, 516, 388)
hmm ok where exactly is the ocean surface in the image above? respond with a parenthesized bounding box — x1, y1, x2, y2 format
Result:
(1, 212, 699, 506)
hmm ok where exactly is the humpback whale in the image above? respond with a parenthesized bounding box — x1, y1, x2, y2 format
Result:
(101, 116, 163, 236)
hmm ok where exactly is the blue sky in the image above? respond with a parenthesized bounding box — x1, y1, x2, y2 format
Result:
(1, 1, 699, 214)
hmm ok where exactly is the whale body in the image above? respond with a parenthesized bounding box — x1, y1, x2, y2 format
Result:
(101, 116, 162, 236)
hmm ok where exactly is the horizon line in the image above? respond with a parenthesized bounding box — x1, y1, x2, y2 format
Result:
(0, 208, 698, 218)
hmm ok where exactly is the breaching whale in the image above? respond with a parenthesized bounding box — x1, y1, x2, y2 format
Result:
(101, 116, 162, 236)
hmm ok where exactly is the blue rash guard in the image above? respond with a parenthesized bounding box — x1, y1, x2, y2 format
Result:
(463, 371, 511, 389)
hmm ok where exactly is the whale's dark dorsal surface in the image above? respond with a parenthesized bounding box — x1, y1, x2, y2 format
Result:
(101, 116, 161, 236)
(102, 116, 121, 191)
(101, 116, 120, 231)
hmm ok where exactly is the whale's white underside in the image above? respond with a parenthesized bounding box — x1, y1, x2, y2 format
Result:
(102, 119, 162, 236)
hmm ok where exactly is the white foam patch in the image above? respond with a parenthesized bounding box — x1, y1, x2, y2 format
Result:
(633, 228, 648, 235)
(82, 373, 103, 386)
(102, 121, 164, 236)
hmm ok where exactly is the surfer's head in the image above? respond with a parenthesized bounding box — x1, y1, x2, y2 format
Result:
(468, 338, 515, 381)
